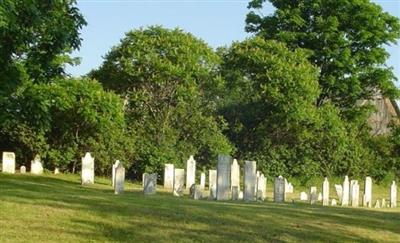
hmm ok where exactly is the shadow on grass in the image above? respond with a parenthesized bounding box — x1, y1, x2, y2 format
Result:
(1, 173, 399, 242)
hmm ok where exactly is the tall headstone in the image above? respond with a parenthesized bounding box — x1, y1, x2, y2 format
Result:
(231, 159, 240, 189)
(186, 155, 196, 189)
(351, 181, 359, 207)
(173, 169, 185, 196)
(322, 177, 329, 206)
(20, 166, 26, 174)
(342, 176, 350, 206)
(335, 184, 343, 203)
(256, 173, 266, 201)
(209, 169, 217, 199)
(244, 160, 257, 201)
(163, 163, 174, 190)
(30, 155, 43, 175)
(381, 198, 387, 208)
(390, 181, 397, 208)
(81, 152, 94, 184)
(274, 176, 286, 203)
(349, 180, 357, 204)
(310, 187, 317, 205)
(364, 177, 372, 207)
(114, 163, 125, 194)
(200, 172, 206, 191)
(2, 152, 15, 174)
(216, 155, 231, 200)
(143, 173, 157, 195)
(112, 160, 121, 187)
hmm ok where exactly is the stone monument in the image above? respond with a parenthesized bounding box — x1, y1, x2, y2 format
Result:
(186, 155, 196, 189)
(216, 155, 231, 200)
(244, 160, 257, 201)
(173, 169, 185, 196)
(81, 152, 94, 184)
(163, 163, 174, 190)
(2, 152, 15, 174)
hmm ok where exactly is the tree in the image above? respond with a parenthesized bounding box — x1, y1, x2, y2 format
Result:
(90, 26, 233, 177)
(246, 0, 400, 111)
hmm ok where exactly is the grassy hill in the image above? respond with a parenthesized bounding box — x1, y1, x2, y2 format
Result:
(0, 173, 399, 242)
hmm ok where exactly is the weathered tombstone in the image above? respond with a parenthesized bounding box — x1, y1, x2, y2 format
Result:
(274, 176, 286, 203)
(331, 199, 337, 206)
(81, 152, 94, 184)
(190, 185, 202, 200)
(238, 191, 244, 200)
(381, 198, 387, 208)
(342, 176, 350, 206)
(209, 169, 217, 199)
(114, 163, 125, 194)
(54, 168, 60, 174)
(374, 200, 381, 208)
(286, 183, 294, 193)
(390, 181, 397, 208)
(232, 186, 239, 200)
(300, 191, 308, 201)
(322, 177, 329, 206)
(112, 160, 121, 187)
(363, 177, 372, 207)
(30, 155, 43, 175)
(310, 187, 317, 205)
(317, 192, 322, 201)
(216, 155, 231, 200)
(173, 169, 185, 196)
(231, 159, 240, 190)
(200, 172, 206, 191)
(335, 184, 343, 203)
(351, 181, 359, 207)
(20, 166, 26, 174)
(256, 174, 266, 201)
(143, 173, 157, 195)
(2, 152, 15, 174)
(349, 179, 357, 204)
(255, 171, 261, 194)
(186, 155, 196, 189)
(244, 160, 257, 201)
(163, 163, 174, 190)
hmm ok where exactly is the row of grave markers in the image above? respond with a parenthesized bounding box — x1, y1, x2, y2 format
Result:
(2, 152, 46, 175)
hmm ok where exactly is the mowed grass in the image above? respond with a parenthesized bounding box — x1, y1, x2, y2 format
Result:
(0, 173, 400, 242)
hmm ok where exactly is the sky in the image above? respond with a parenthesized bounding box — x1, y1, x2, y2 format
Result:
(67, 0, 400, 82)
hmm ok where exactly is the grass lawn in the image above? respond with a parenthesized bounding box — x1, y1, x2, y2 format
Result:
(0, 173, 399, 242)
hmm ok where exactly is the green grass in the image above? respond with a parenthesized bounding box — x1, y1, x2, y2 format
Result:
(0, 173, 399, 242)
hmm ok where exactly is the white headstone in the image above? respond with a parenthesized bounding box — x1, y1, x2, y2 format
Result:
(331, 199, 337, 206)
(317, 192, 322, 201)
(20, 166, 26, 174)
(274, 176, 286, 203)
(363, 177, 372, 207)
(239, 191, 244, 200)
(286, 183, 294, 193)
(244, 160, 257, 201)
(256, 173, 266, 201)
(81, 152, 94, 184)
(191, 185, 203, 200)
(351, 181, 359, 207)
(209, 169, 217, 199)
(349, 180, 357, 204)
(143, 173, 157, 195)
(216, 155, 231, 200)
(381, 198, 387, 208)
(173, 169, 185, 196)
(390, 181, 397, 208)
(310, 187, 317, 205)
(200, 172, 206, 191)
(186, 155, 196, 189)
(54, 168, 60, 174)
(2, 152, 15, 174)
(231, 159, 240, 190)
(300, 191, 308, 201)
(30, 155, 43, 175)
(112, 160, 121, 187)
(374, 200, 381, 208)
(322, 177, 329, 206)
(163, 163, 174, 190)
(114, 163, 125, 194)
(232, 186, 239, 200)
(335, 184, 343, 203)
(342, 176, 350, 206)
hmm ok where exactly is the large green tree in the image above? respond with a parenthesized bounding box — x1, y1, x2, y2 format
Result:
(90, 26, 233, 176)
(246, 0, 400, 111)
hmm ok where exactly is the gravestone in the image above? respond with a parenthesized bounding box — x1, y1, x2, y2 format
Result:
(244, 160, 257, 201)
(143, 173, 157, 195)
(239, 191, 244, 200)
(342, 176, 350, 206)
(374, 200, 381, 208)
(232, 186, 239, 200)
(335, 184, 343, 203)
(2, 152, 15, 174)
(331, 199, 337, 206)
(190, 185, 202, 200)
(20, 166, 26, 174)
(274, 176, 286, 203)
(351, 181, 359, 207)
(209, 169, 217, 199)
(322, 177, 329, 206)
(173, 169, 185, 196)
(390, 181, 397, 208)
(112, 160, 121, 187)
(200, 172, 206, 191)
(81, 152, 94, 184)
(286, 183, 294, 193)
(381, 198, 387, 208)
(310, 187, 317, 205)
(114, 163, 125, 194)
(186, 155, 196, 189)
(54, 168, 60, 174)
(231, 159, 240, 190)
(349, 180, 357, 204)
(163, 163, 174, 190)
(256, 174, 266, 201)
(363, 177, 372, 207)
(300, 191, 308, 201)
(317, 192, 322, 201)
(216, 155, 231, 200)
(30, 155, 43, 175)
